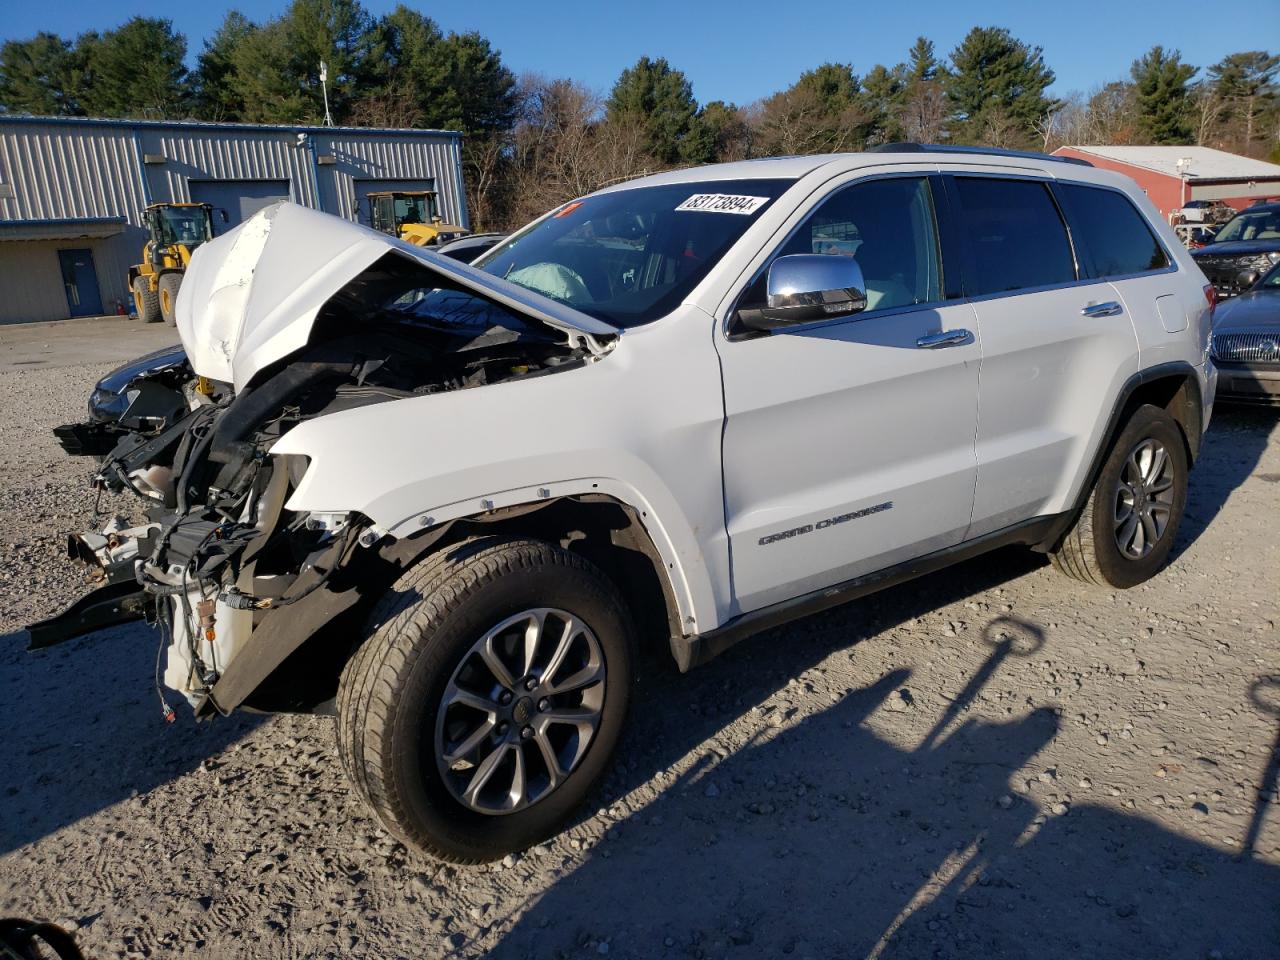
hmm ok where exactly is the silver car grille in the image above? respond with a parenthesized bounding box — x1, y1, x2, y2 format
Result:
(1212, 331, 1280, 363)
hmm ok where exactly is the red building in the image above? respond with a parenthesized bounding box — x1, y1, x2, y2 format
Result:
(1053, 145, 1280, 222)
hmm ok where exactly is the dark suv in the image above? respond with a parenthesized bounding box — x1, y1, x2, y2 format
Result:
(1192, 202, 1280, 296)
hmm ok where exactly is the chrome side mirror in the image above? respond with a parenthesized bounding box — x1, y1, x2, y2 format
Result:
(741, 254, 868, 331)
(1236, 268, 1260, 290)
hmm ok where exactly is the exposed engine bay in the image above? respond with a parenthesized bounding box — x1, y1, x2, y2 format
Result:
(29, 205, 615, 717)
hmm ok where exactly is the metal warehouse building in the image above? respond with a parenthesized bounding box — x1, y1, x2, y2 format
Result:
(0, 116, 467, 323)
(1053, 145, 1280, 222)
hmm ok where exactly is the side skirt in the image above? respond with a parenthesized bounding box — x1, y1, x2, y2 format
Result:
(671, 515, 1062, 671)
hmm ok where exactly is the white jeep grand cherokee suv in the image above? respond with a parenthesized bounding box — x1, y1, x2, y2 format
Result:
(33, 145, 1217, 862)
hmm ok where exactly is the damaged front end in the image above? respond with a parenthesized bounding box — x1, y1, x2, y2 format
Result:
(30, 202, 617, 717)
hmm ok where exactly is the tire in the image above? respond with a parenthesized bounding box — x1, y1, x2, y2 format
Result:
(1051, 404, 1188, 588)
(157, 273, 182, 326)
(132, 277, 161, 324)
(336, 537, 633, 863)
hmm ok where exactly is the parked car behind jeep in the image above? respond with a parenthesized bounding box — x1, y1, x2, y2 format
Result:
(32, 146, 1215, 863)
(1210, 260, 1280, 405)
(1192, 202, 1280, 297)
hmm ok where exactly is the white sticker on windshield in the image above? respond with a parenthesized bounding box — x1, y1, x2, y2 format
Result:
(675, 193, 770, 215)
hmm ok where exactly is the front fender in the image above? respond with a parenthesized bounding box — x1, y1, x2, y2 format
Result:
(270, 313, 730, 631)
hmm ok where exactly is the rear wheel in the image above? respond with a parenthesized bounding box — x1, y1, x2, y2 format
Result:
(158, 273, 182, 326)
(132, 277, 161, 324)
(336, 537, 633, 862)
(1051, 404, 1188, 588)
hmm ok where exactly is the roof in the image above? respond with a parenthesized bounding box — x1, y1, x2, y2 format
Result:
(1055, 146, 1280, 182)
(609, 155, 839, 188)
(601, 148, 1112, 194)
(0, 217, 126, 242)
(0, 113, 464, 140)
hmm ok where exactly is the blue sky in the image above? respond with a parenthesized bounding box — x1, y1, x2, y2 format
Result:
(6, 0, 1279, 105)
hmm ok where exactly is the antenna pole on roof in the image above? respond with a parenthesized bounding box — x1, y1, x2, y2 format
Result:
(319, 61, 334, 128)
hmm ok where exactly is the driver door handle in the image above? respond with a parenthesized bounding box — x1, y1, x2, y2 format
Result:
(916, 329, 972, 349)
(1081, 301, 1124, 318)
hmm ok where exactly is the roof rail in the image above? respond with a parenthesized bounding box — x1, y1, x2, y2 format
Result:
(867, 142, 1092, 167)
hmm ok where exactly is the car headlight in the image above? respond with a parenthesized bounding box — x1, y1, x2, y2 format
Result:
(88, 387, 128, 420)
(1266, 252, 1280, 264)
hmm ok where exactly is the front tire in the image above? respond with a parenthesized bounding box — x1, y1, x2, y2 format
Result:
(336, 537, 633, 863)
(158, 273, 182, 326)
(132, 277, 161, 323)
(1051, 404, 1188, 588)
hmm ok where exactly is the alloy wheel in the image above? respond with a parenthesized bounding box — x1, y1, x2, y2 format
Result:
(1113, 438, 1176, 560)
(433, 608, 606, 815)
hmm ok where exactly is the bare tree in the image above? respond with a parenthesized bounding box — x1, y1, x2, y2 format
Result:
(347, 78, 426, 129)
(1047, 92, 1092, 148)
(503, 75, 660, 229)
(463, 135, 509, 232)
(978, 104, 1021, 148)
(1190, 81, 1229, 146)
(899, 81, 948, 143)
(751, 84, 868, 155)
(1084, 81, 1140, 144)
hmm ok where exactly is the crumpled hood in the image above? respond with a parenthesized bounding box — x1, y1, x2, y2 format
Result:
(175, 202, 617, 391)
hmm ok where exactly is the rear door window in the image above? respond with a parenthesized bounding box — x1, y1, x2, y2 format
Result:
(952, 178, 1076, 296)
(1057, 183, 1169, 278)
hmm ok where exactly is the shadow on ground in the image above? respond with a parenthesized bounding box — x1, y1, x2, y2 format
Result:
(0, 623, 262, 854)
(491, 590, 1280, 959)
(1173, 403, 1278, 560)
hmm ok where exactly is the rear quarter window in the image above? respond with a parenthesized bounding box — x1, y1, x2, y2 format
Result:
(1058, 184, 1169, 278)
(952, 177, 1076, 296)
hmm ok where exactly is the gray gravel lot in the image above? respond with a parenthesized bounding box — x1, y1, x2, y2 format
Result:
(0, 322, 1277, 959)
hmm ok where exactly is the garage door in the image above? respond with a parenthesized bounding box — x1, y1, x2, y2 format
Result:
(353, 178, 437, 227)
(190, 179, 292, 229)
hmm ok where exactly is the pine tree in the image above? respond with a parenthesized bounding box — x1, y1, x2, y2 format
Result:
(1131, 46, 1197, 144)
(906, 37, 938, 85)
(606, 56, 702, 165)
(945, 27, 1057, 145)
(0, 32, 87, 115)
(860, 63, 906, 144)
(899, 37, 946, 143)
(78, 18, 191, 119)
(1208, 51, 1280, 151)
(191, 13, 256, 121)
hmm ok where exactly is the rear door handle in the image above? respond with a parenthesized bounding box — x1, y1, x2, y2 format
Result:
(1081, 301, 1124, 318)
(916, 329, 972, 349)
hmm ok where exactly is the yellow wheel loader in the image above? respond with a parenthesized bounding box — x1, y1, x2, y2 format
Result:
(367, 191, 469, 248)
(129, 202, 215, 325)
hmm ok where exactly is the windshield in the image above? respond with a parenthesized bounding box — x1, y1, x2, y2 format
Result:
(154, 206, 212, 247)
(473, 178, 794, 327)
(1214, 208, 1280, 243)
(404, 194, 434, 223)
(1261, 262, 1280, 289)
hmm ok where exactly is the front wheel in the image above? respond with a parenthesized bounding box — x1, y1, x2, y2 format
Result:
(336, 537, 633, 862)
(158, 273, 182, 326)
(132, 277, 161, 324)
(1051, 404, 1189, 588)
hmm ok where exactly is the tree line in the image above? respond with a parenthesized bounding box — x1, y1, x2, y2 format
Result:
(0, 1, 1276, 230)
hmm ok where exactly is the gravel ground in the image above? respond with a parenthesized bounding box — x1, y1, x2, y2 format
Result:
(0, 345, 1277, 960)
